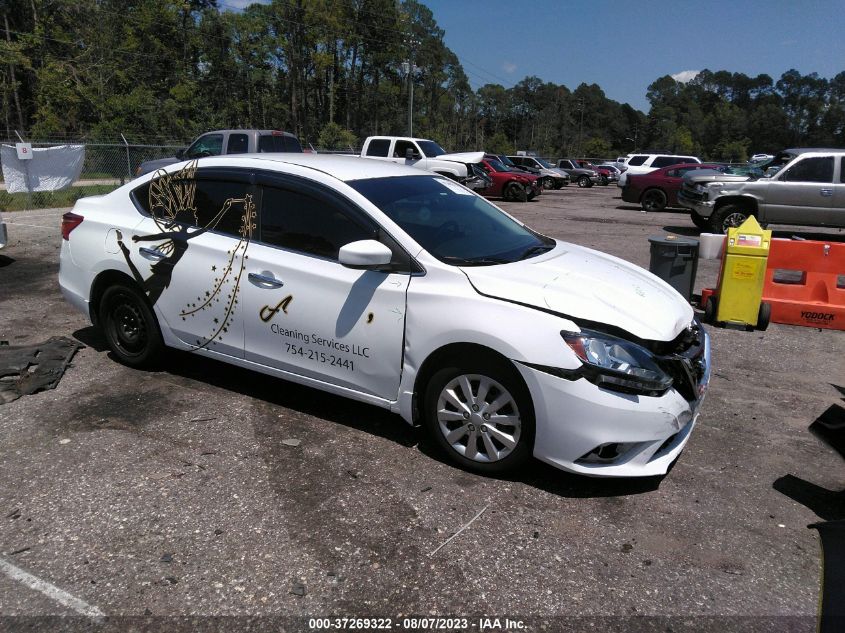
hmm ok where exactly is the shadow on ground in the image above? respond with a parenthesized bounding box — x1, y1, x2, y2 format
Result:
(73, 325, 665, 499)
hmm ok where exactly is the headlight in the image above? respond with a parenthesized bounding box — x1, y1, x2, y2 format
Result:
(562, 329, 672, 395)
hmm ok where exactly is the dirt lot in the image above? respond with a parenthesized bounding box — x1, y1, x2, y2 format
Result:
(0, 186, 843, 631)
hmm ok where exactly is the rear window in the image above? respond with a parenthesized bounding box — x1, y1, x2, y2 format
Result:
(652, 156, 683, 168)
(366, 139, 391, 157)
(627, 155, 648, 166)
(258, 134, 303, 153)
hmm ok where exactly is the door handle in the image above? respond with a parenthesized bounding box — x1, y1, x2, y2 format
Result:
(139, 247, 167, 261)
(820, 188, 833, 197)
(248, 272, 284, 288)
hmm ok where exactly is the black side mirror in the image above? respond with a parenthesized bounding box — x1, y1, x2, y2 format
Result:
(175, 148, 185, 160)
(405, 148, 415, 160)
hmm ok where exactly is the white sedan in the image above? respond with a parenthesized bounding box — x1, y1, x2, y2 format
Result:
(58, 154, 711, 477)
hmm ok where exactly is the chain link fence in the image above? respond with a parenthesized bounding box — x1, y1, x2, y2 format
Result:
(0, 140, 183, 211)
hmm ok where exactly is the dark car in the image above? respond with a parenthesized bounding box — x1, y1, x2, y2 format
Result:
(622, 163, 728, 212)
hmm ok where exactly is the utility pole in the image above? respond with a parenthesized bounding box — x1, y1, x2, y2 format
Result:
(402, 60, 419, 137)
(577, 98, 585, 157)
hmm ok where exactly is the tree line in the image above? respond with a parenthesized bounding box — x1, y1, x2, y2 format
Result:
(2, 0, 843, 160)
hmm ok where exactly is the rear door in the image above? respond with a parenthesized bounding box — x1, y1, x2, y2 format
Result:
(763, 155, 835, 225)
(240, 174, 412, 400)
(125, 167, 253, 357)
(831, 157, 845, 227)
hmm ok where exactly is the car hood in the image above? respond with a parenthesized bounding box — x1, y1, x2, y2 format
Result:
(434, 151, 485, 164)
(461, 242, 693, 341)
(684, 170, 750, 184)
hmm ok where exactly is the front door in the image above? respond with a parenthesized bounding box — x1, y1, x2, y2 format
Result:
(241, 177, 411, 400)
(763, 155, 835, 225)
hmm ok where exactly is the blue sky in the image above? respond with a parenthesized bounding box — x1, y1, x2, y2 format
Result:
(222, 0, 845, 113)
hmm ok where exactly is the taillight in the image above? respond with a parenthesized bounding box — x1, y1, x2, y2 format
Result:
(61, 212, 84, 240)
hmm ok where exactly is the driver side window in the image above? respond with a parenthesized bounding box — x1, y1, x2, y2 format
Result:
(780, 157, 834, 183)
(394, 140, 419, 158)
(186, 134, 224, 159)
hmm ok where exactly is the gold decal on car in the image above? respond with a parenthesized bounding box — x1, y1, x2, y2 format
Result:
(260, 295, 294, 322)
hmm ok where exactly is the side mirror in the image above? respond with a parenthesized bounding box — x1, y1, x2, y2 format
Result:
(405, 148, 419, 160)
(339, 239, 393, 269)
(175, 148, 185, 160)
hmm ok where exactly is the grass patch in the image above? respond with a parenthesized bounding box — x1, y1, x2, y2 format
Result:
(0, 185, 119, 211)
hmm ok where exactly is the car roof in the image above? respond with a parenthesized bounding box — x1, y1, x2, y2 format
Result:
(188, 153, 431, 182)
(202, 129, 298, 137)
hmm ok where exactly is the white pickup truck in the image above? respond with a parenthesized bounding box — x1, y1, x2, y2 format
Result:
(359, 136, 490, 189)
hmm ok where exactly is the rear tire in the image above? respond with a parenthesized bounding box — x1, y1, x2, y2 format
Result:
(99, 283, 164, 368)
(704, 296, 718, 324)
(423, 358, 534, 474)
(599, 175, 609, 186)
(641, 188, 667, 212)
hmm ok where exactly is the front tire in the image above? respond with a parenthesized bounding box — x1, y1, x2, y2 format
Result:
(598, 174, 609, 186)
(424, 359, 534, 474)
(542, 177, 555, 190)
(708, 203, 751, 234)
(99, 283, 164, 368)
(577, 175, 592, 188)
(505, 181, 528, 202)
(690, 211, 708, 230)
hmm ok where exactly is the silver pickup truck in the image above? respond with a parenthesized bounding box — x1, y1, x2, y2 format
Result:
(677, 148, 845, 233)
(136, 129, 302, 176)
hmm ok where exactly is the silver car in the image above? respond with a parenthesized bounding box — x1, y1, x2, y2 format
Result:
(677, 148, 845, 233)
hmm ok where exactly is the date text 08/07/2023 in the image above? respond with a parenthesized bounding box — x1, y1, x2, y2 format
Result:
(308, 616, 527, 630)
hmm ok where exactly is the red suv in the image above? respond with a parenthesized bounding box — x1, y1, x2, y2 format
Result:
(478, 157, 542, 202)
(622, 163, 724, 212)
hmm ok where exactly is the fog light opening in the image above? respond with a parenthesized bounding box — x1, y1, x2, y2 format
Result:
(578, 442, 639, 464)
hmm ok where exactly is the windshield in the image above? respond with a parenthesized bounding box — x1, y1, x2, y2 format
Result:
(486, 159, 513, 173)
(349, 176, 554, 265)
(535, 158, 553, 169)
(417, 140, 446, 157)
(498, 155, 517, 167)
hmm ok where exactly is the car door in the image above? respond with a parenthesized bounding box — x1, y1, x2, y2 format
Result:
(832, 157, 845, 227)
(125, 167, 254, 357)
(762, 155, 835, 225)
(393, 139, 424, 169)
(241, 174, 412, 400)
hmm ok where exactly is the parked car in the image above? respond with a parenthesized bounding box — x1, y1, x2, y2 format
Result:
(360, 136, 490, 190)
(506, 155, 570, 189)
(622, 163, 727, 212)
(750, 153, 774, 163)
(576, 160, 618, 185)
(478, 157, 542, 202)
(0, 212, 6, 249)
(59, 154, 710, 477)
(136, 129, 302, 176)
(677, 148, 845, 233)
(617, 154, 702, 187)
(556, 159, 600, 188)
(493, 154, 570, 188)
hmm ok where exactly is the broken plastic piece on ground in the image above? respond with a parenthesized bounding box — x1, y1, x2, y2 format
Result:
(0, 336, 82, 404)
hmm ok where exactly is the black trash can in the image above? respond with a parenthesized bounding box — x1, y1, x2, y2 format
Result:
(648, 235, 699, 301)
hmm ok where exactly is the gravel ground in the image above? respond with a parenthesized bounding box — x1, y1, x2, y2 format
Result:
(0, 187, 843, 632)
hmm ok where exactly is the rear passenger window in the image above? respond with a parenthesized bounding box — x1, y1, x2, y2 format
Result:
(781, 157, 834, 183)
(260, 186, 374, 260)
(652, 156, 681, 168)
(366, 139, 390, 157)
(193, 179, 252, 236)
(258, 135, 303, 153)
(627, 156, 647, 166)
(227, 134, 249, 154)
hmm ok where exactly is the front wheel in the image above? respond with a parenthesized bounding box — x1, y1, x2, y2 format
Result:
(577, 175, 592, 188)
(424, 360, 534, 474)
(505, 181, 528, 202)
(598, 175, 609, 186)
(690, 211, 708, 230)
(708, 203, 751, 234)
(99, 283, 164, 368)
(542, 177, 555, 190)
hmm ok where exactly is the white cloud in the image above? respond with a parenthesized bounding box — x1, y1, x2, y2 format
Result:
(502, 62, 517, 74)
(671, 70, 701, 84)
(221, 0, 269, 10)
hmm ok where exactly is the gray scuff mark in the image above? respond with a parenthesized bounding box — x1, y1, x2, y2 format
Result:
(429, 504, 489, 557)
(0, 336, 82, 405)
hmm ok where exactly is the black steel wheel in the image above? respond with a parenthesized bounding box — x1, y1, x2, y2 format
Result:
(641, 188, 667, 212)
(99, 283, 164, 368)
